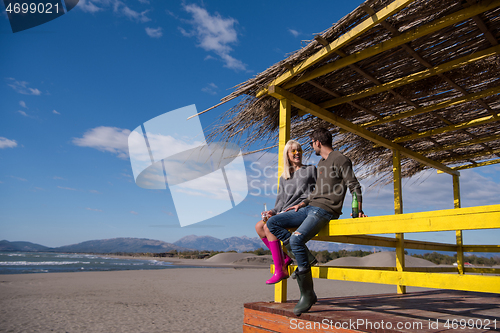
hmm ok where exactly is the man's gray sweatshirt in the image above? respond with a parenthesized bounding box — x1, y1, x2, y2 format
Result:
(303, 151, 362, 217)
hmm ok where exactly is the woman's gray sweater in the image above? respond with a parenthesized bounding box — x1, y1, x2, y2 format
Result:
(270, 165, 317, 215)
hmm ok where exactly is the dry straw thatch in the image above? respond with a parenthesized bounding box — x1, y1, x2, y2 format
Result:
(208, 0, 500, 183)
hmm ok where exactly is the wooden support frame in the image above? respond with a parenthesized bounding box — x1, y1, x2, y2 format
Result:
(439, 148, 500, 164)
(393, 113, 500, 143)
(422, 133, 500, 154)
(319, 45, 500, 109)
(393, 150, 406, 293)
(448, 158, 500, 170)
(309, 266, 500, 293)
(280, 0, 500, 90)
(453, 175, 464, 275)
(361, 85, 500, 128)
(255, 0, 418, 97)
(317, 204, 500, 236)
(268, 85, 459, 175)
(274, 98, 291, 303)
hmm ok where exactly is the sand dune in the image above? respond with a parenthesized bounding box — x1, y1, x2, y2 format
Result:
(205, 252, 257, 263)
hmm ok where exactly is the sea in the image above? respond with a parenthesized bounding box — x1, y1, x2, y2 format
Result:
(0, 251, 184, 274)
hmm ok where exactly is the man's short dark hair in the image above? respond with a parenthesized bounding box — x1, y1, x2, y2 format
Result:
(310, 127, 332, 147)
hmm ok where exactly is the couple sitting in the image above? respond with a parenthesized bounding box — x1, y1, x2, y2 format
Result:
(255, 127, 366, 316)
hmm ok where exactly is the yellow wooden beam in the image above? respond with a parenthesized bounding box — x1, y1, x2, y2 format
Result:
(453, 175, 464, 274)
(320, 266, 459, 273)
(268, 85, 459, 175)
(255, 0, 417, 97)
(437, 158, 500, 172)
(362, 85, 500, 128)
(465, 268, 500, 274)
(310, 267, 500, 293)
(320, 45, 500, 109)
(317, 204, 500, 236)
(393, 149, 405, 294)
(463, 245, 500, 252)
(453, 174, 461, 210)
(281, 0, 500, 91)
(275, 98, 290, 304)
(439, 148, 500, 163)
(313, 234, 458, 251)
(393, 150, 403, 215)
(423, 133, 500, 154)
(393, 113, 500, 143)
(277, 98, 291, 183)
(403, 239, 457, 252)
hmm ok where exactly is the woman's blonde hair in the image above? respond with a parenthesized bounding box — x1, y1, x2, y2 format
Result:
(282, 140, 303, 180)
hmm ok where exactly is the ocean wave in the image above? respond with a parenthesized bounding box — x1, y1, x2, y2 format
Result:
(0, 261, 91, 266)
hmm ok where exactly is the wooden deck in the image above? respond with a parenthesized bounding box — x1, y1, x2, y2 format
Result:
(243, 290, 500, 332)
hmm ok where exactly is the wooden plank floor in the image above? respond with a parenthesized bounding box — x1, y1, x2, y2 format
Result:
(244, 290, 500, 332)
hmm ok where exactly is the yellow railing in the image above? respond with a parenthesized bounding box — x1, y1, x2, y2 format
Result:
(272, 204, 500, 303)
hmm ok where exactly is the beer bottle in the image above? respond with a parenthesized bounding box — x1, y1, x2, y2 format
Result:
(352, 192, 359, 218)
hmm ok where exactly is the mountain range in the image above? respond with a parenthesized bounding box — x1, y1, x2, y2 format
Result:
(0, 236, 386, 254)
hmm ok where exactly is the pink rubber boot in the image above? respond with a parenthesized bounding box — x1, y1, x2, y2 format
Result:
(261, 237, 292, 267)
(266, 240, 289, 284)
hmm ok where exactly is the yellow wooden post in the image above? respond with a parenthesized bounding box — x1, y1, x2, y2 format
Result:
(275, 98, 291, 303)
(393, 150, 406, 294)
(453, 174, 464, 275)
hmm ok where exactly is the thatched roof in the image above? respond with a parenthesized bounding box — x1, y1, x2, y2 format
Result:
(209, 0, 500, 183)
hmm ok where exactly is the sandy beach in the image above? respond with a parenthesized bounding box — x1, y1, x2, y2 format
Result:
(0, 253, 430, 333)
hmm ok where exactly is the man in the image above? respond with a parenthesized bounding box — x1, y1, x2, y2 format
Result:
(266, 127, 366, 316)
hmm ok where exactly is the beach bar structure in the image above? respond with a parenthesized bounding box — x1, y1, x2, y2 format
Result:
(208, 0, 500, 331)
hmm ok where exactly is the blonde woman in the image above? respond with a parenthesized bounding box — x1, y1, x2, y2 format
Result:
(255, 140, 317, 284)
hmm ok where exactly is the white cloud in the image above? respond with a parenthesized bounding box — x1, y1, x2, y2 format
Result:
(53, 110, 61, 115)
(138, 0, 149, 3)
(145, 27, 163, 38)
(89, 190, 100, 193)
(288, 29, 300, 37)
(85, 207, 103, 212)
(58, 186, 77, 191)
(0, 137, 18, 149)
(77, 0, 150, 24)
(53, 176, 65, 180)
(72, 126, 131, 159)
(7, 78, 42, 95)
(121, 5, 150, 23)
(181, 4, 247, 71)
(77, 0, 103, 13)
(201, 82, 218, 95)
(19, 101, 27, 108)
(17, 110, 28, 117)
(10, 176, 27, 181)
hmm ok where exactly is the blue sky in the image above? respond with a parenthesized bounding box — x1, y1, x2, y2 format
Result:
(1, 0, 499, 249)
